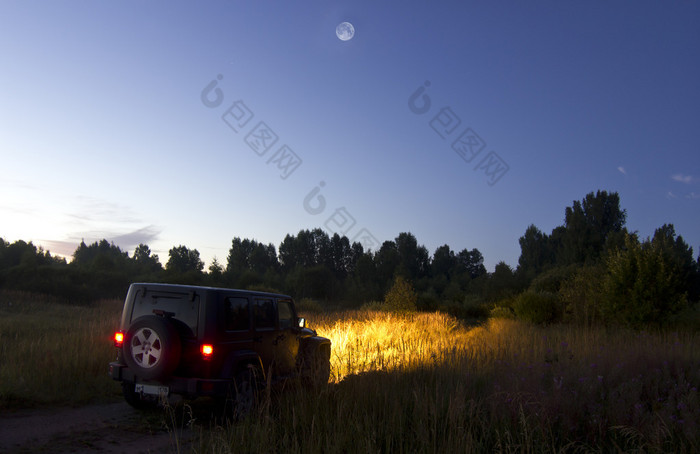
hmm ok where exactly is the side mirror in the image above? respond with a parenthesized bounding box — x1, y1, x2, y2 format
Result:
(298, 317, 306, 328)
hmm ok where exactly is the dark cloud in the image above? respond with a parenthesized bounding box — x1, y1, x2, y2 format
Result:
(109, 225, 161, 250)
(40, 225, 161, 258)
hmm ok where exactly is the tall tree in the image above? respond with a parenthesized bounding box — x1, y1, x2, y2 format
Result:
(166, 245, 204, 274)
(346, 249, 379, 302)
(328, 233, 353, 279)
(432, 244, 457, 278)
(132, 243, 162, 273)
(456, 248, 487, 279)
(278, 234, 299, 272)
(249, 242, 278, 274)
(226, 238, 277, 276)
(517, 224, 552, 278)
(394, 232, 430, 281)
(278, 229, 333, 270)
(0, 239, 64, 269)
(375, 240, 400, 286)
(560, 190, 627, 264)
(348, 241, 365, 274)
(72, 239, 129, 271)
(227, 237, 252, 275)
(482, 261, 517, 301)
(310, 228, 332, 267)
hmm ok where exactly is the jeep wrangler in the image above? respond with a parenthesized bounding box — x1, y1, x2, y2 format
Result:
(108, 283, 331, 412)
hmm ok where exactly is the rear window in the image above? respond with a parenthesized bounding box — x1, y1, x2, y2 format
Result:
(130, 289, 199, 334)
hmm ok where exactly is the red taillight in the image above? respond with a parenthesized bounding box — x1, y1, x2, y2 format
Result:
(114, 332, 124, 348)
(201, 344, 214, 359)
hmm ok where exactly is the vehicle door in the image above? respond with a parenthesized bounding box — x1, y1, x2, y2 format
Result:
(251, 297, 278, 376)
(273, 298, 301, 375)
(218, 295, 255, 375)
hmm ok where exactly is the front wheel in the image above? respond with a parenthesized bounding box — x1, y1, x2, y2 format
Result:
(299, 344, 330, 388)
(311, 345, 331, 387)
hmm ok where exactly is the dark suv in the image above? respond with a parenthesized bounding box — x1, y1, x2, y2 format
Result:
(108, 283, 331, 411)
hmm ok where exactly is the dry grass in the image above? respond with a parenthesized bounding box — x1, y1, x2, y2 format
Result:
(198, 311, 700, 453)
(0, 291, 122, 409)
(2, 292, 698, 452)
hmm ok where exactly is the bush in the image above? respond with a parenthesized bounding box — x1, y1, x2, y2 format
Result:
(296, 297, 324, 313)
(440, 294, 489, 319)
(359, 300, 385, 311)
(602, 232, 691, 326)
(383, 276, 417, 313)
(513, 291, 561, 324)
(529, 264, 580, 293)
(559, 264, 605, 325)
(666, 302, 700, 331)
(417, 291, 439, 311)
(489, 305, 515, 319)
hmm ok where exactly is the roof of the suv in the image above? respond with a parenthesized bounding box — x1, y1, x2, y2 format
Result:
(129, 283, 293, 299)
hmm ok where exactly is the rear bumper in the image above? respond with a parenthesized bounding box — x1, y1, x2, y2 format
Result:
(109, 362, 230, 397)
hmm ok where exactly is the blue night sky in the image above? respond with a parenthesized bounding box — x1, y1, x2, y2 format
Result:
(2, 1, 699, 271)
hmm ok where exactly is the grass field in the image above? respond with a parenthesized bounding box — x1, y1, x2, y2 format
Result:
(1, 291, 699, 452)
(0, 292, 122, 409)
(196, 311, 699, 453)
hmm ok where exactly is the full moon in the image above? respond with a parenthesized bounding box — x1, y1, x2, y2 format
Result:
(336, 22, 355, 41)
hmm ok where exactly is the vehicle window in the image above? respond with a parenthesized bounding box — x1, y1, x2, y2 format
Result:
(253, 298, 276, 330)
(278, 300, 294, 329)
(225, 297, 250, 331)
(131, 290, 199, 334)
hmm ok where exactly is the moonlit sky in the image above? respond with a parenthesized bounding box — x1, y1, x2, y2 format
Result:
(1, 1, 699, 271)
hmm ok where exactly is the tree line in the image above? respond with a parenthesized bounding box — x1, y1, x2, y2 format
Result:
(0, 227, 492, 310)
(512, 191, 699, 326)
(1, 190, 698, 326)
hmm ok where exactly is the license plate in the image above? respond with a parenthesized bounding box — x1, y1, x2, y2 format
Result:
(135, 384, 169, 397)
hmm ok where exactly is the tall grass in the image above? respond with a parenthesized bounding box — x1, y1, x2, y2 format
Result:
(196, 311, 700, 453)
(2, 292, 699, 451)
(0, 291, 122, 409)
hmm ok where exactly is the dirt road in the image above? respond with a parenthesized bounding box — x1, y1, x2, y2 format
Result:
(0, 402, 194, 453)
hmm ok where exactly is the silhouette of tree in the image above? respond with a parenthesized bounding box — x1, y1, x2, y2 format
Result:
(72, 239, 129, 271)
(394, 232, 430, 281)
(346, 250, 379, 303)
(208, 257, 224, 282)
(482, 261, 518, 301)
(278, 234, 299, 272)
(132, 243, 162, 273)
(560, 190, 627, 264)
(517, 225, 552, 278)
(432, 244, 457, 279)
(328, 233, 353, 279)
(456, 248, 487, 279)
(375, 240, 400, 287)
(0, 239, 65, 270)
(603, 226, 694, 326)
(249, 242, 278, 275)
(166, 245, 204, 273)
(384, 275, 417, 312)
(279, 229, 332, 270)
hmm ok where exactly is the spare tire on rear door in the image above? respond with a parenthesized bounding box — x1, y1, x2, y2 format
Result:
(123, 315, 181, 380)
